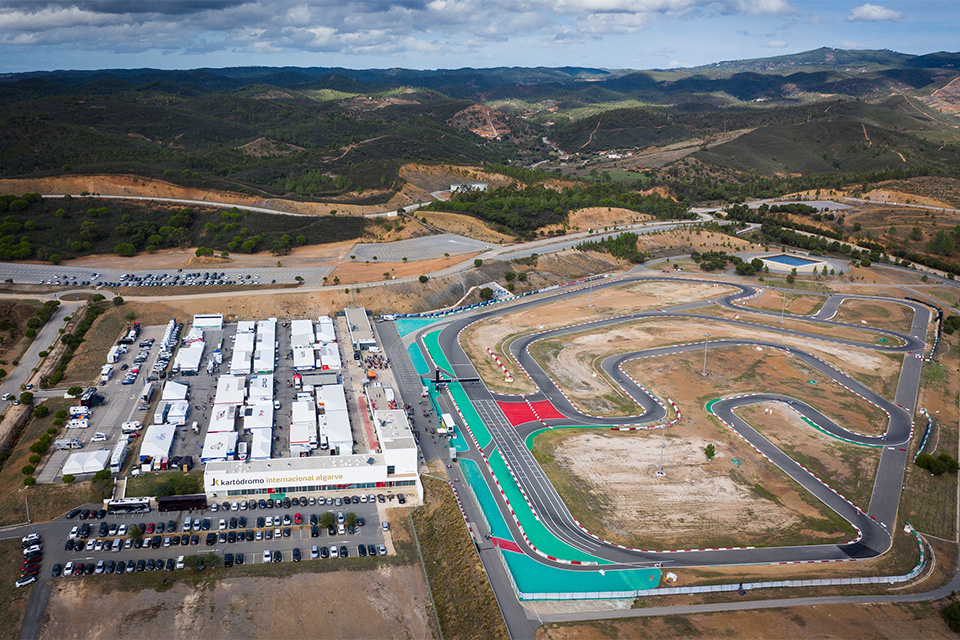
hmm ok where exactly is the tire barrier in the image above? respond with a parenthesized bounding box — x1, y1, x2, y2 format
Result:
(914, 409, 933, 462)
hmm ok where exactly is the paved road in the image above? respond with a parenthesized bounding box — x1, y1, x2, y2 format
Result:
(0, 301, 78, 402)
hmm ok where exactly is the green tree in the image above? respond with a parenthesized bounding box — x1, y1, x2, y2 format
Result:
(474, 259, 483, 268)
(345, 512, 359, 527)
(128, 525, 142, 540)
(21, 465, 35, 475)
(418, 275, 429, 283)
(67, 386, 84, 397)
(320, 511, 335, 528)
(910, 226, 924, 241)
(19, 392, 33, 404)
(479, 287, 494, 301)
(943, 601, 960, 632)
(114, 243, 136, 257)
(23, 477, 36, 486)
(704, 444, 716, 459)
(112, 296, 124, 306)
(62, 474, 75, 483)
(928, 230, 955, 256)
(32, 405, 49, 418)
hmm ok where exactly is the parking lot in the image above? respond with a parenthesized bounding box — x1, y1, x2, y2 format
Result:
(0, 265, 335, 288)
(49, 496, 391, 578)
(37, 323, 169, 483)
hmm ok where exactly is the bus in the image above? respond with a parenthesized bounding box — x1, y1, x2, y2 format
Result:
(157, 494, 207, 512)
(106, 497, 151, 514)
(80, 387, 103, 407)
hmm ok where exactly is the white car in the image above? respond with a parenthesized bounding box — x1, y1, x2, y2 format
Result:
(310, 545, 319, 559)
(117, 524, 127, 536)
(329, 546, 339, 558)
(176, 555, 185, 570)
(69, 526, 79, 539)
(91, 432, 108, 442)
(263, 550, 272, 563)
(218, 519, 226, 530)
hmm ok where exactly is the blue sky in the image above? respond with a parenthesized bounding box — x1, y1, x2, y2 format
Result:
(0, 1, 955, 73)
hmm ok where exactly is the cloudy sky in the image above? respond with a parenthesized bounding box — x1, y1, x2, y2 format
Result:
(0, 0, 954, 72)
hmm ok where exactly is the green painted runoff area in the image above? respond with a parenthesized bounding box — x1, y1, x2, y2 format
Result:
(448, 382, 492, 449)
(422, 329, 454, 375)
(502, 551, 661, 599)
(407, 342, 430, 376)
(395, 317, 445, 338)
(460, 458, 512, 539)
(488, 449, 609, 564)
(800, 416, 882, 448)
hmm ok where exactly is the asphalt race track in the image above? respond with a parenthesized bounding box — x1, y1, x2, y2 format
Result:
(419, 273, 931, 569)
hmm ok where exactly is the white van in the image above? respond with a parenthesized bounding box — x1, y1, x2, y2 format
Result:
(121, 421, 142, 435)
(176, 555, 185, 570)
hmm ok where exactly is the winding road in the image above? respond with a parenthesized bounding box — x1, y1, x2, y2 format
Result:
(408, 274, 931, 572)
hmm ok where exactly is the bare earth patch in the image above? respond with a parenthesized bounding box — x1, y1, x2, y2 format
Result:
(831, 298, 917, 334)
(40, 567, 437, 640)
(634, 228, 761, 257)
(565, 207, 651, 231)
(536, 599, 954, 640)
(329, 252, 480, 285)
(532, 427, 852, 550)
(741, 288, 825, 315)
(417, 211, 514, 243)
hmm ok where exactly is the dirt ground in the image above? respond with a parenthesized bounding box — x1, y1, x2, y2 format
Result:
(699, 303, 909, 347)
(832, 298, 917, 334)
(533, 425, 851, 550)
(536, 600, 955, 640)
(635, 228, 761, 257)
(460, 280, 738, 394)
(736, 402, 881, 508)
(560, 207, 651, 232)
(531, 322, 895, 432)
(741, 289, 826, 315)
(40, 566, 436, 640)
(66, 239, 359, 271)
(417, 211, 514, 244)
(328, 252, 481, 285)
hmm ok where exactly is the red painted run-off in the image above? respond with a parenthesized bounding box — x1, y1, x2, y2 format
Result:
(492, 537, 523, 553)
(529, 400, 565, 420)
(497, 401, 537, 426)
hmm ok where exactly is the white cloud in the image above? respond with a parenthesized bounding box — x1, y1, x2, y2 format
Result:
(0, 0, 802, 60)
(846, 3, 901, 22)
(763, 39, 787, 47)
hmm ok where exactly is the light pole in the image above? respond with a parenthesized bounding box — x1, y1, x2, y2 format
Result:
(656, 423, 667, 477)
(701, 334, 710, 376)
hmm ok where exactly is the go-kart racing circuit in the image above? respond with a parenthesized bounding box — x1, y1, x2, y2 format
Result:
(391, 270, 933, 598)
